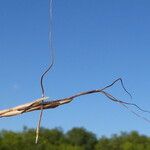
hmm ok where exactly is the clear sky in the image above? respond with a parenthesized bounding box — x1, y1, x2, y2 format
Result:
(0, 0, 150, 137)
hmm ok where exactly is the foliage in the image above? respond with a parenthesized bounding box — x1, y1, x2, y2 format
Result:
(0, 127, 150, 150)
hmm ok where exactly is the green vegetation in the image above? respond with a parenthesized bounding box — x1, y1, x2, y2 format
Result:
(0, 127, 150, 150)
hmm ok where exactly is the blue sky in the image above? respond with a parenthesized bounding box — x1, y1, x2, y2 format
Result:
(0, 0, 150, 137)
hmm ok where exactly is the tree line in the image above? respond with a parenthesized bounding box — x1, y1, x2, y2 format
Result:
(0, 127, 150, 150)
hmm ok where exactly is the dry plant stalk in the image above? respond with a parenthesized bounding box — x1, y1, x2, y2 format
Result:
(0, 78, 149, 118)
